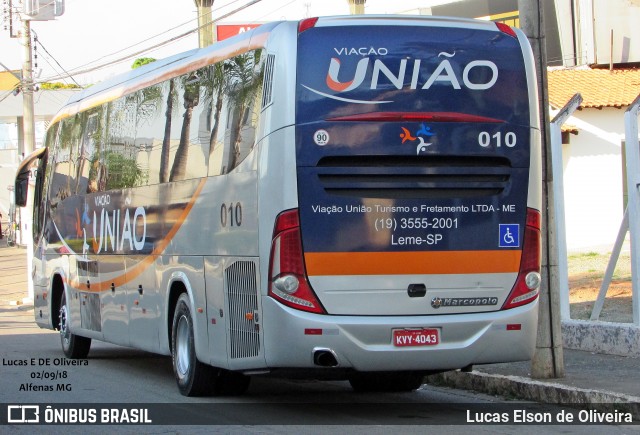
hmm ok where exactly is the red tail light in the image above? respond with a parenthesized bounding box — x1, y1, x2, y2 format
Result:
(268, 209, 325, 314)
(502, 208, 542, 310)
(298, 17, 319, 33)
(495, 22, 517, 39)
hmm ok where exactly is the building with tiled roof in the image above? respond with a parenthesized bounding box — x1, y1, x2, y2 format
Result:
(548, 68, 640, 109)
(546, 67, 640, 251)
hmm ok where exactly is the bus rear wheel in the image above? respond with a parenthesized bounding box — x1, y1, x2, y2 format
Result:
(171, 293, 250, 396)
(59, 291, 91, 359)
(348, 371, 424, 392)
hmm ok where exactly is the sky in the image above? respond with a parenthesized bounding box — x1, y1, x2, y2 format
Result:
(0, 0, 439, 85)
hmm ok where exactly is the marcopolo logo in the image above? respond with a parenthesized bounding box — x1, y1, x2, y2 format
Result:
(303, 51, 499, 105)
(431, 297, 499, 309)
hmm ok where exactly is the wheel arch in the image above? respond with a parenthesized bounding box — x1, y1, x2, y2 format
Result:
(165, 272, 201, 355)
(50, 270, 67, 331)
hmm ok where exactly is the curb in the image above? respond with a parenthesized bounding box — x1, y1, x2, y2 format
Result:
(562, 319, 640, 358)
(427, 370, 640, 420)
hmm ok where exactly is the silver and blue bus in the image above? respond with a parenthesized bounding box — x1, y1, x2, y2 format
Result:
(16, 15, 542, 396)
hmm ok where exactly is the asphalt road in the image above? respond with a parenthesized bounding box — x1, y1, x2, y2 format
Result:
(0, 304, 637, 434)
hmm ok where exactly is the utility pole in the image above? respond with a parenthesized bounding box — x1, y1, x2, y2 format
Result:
(13, 1, 64, 302)
(21, 18, 35, 159)
(194, 0, 215, 48)
(347, 0, 366, 15)
(518, 0, 564, 379)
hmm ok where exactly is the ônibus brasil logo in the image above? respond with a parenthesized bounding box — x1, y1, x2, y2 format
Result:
(301, 50, 498, 105)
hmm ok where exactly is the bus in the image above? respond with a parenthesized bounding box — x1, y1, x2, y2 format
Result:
(15, 15, 542, 396)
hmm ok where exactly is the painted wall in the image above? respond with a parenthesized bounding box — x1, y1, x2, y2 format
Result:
(561, 107, 626, 251)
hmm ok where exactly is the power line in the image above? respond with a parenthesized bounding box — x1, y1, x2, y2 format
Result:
(39, 0, 256, 83)
(31, 29, 83, 87)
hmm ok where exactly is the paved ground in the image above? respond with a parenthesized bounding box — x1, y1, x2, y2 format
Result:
(1, 244, 638, 419)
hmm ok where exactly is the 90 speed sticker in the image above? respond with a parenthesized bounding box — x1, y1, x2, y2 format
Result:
(313, 129, 330, 146)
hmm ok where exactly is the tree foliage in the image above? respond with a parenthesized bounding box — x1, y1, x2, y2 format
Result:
(40, 82, 82, 90)
(132, 58, 157, 69)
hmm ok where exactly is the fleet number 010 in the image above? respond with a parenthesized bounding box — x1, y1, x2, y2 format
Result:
(478, 131, 516, 148)
(220, 202, 242, 227)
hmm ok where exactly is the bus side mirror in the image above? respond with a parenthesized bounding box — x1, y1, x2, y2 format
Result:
(14, 147, 47, 207)
(15, 168, 30, 207)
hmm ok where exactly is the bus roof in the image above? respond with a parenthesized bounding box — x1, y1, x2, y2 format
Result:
(50, 21, 280, 125)
(309, 14, 507, 31)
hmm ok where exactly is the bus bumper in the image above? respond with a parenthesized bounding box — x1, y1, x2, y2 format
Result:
(261, 297, 538, 372)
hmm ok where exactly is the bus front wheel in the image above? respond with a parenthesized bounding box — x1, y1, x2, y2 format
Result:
(59, 291, 91, 359)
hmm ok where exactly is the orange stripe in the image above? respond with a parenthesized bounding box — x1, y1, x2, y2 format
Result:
(70, 178, 207, 292)
(304, 250, 522, 276)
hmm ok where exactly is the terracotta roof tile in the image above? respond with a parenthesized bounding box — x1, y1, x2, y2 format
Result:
(547, 68, 640, 109)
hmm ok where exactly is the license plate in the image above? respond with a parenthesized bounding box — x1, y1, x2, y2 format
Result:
(393, 328, 440, 347)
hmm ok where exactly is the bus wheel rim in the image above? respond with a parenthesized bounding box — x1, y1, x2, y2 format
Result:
(175, 314, 191, 378)
(59, 304, 70, 348)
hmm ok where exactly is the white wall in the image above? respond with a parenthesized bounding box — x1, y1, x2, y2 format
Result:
(561, 107, 625, 251)
(0, 150, 18, 215)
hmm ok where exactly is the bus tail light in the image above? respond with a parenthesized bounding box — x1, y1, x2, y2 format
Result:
(495, 22, 517, 39)
(268, 209, 326, 314)
(502, 208, 542, 310)
(298, 17, 319, 33)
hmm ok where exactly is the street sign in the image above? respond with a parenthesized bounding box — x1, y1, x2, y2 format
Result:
(23, 0, 64, 21)
(216, 24, 261, 41)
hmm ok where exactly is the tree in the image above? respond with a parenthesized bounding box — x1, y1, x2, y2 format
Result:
(169, 74, 201, 182)
(160, 80, 177, 183)
(225, 50, 264, 171)
(132, 57, 156, 69)
(104, 151, 144, 190)
(204, 63, 228, 165)
(40, 82, 82, 90)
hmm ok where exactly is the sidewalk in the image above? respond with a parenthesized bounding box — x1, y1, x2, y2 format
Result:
(1, 244, 638, 417)
(0, 243, 30, 307)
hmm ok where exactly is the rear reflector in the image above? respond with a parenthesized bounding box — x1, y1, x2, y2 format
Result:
(305, 329, 323, 335)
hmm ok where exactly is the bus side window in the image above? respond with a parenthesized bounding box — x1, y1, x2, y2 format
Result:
(50, 118, 74, 204)
(77, 111, 100, 194)
(187, 70, 211, 180)
(134, 82, 169, 186)
(207, 62, 231, 177)
(33, 124, 57, 240)
(103, 98, 145, 190)
(210, 49, 265, 176)
(67, 114, 82, 195)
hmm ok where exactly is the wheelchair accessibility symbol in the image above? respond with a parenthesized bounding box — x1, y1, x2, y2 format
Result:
(499, 224, 519, 248)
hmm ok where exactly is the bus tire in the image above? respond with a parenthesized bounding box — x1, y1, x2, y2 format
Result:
(348, 371, 424, 393)
(171, 293, 217, 396)
(59, 291, 91, 359)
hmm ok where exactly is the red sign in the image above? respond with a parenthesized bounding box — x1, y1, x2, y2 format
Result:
(216, 24, 261, 41)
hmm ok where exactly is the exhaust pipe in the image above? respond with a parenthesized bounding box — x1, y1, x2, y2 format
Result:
(313, 348, 339, 367)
